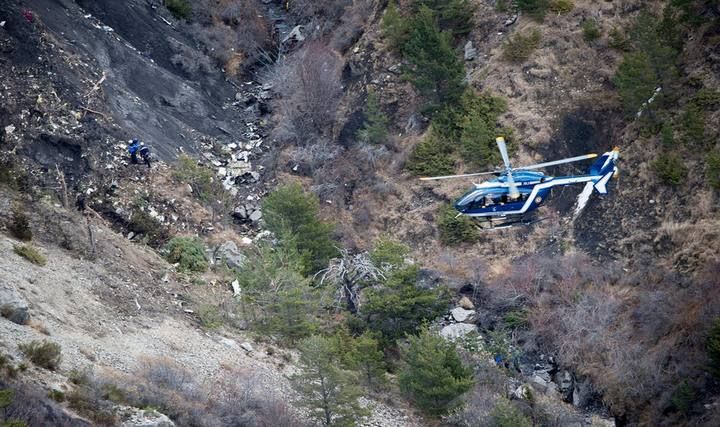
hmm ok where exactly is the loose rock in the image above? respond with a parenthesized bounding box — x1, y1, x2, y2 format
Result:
(0, 286, 30, 325)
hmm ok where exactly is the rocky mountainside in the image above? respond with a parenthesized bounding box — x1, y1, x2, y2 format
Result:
(1, 0, 720, 426)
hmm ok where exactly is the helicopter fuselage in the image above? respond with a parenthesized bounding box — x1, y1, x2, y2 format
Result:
(454, 170, 607, 217)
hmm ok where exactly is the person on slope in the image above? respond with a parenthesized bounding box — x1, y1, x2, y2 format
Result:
(139, 142, 152, 168)
(128, 139, 140, 164)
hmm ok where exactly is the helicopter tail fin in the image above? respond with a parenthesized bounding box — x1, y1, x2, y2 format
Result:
(593, 168, 616, 194)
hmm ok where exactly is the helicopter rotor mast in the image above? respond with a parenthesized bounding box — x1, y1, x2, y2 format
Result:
(495, 137, 520, 199)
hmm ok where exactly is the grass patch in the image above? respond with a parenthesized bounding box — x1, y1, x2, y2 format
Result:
(548, 0, 573, 14)
(582, 19, 601, 41)
(13, 244, 46, 266)
(502, 29, 541, 63)
(652, 152, 687, 186)
(706, 150, 720, 190)
(18, 340, 61, 370)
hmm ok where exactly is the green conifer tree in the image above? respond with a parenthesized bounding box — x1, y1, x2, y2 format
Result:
(398, 326, 474, 415)
(292, 335, 369, 426)
(357, 91, 389, 145)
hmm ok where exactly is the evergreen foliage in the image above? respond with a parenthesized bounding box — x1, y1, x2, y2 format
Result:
(405, 134, 455, 177)
(382, 1, 409, 51)
(490, 398, 533, 427)
(331, 329, 387, 390)
(262, 184, 338, 274)
(706, 150, 720, 190)
(502, 28, 542, 63)
(437, 204, 479, 245)
(679, 105, 705, 145)
(411, 0, 476, 36)
(516, 0, 550, 21)
(357, 91, 389, 145)
(707, 317, 720, 377)
(237, 241, 319, 343)
(582, 19, 601, 41)
(292, 335, 368, 426)
(613, 12, 679, 116)
(166, 0, 191, 20)
(8, 208, 31, 241)
(670, 380, 696, 415)
(370, 236, 410, 269)
(652, 152, 687, 186)
(163, 237, 208, 273)
(362, 266, 451, 347)
(401, 6, 466, 113)
(398, 326, 474, 415)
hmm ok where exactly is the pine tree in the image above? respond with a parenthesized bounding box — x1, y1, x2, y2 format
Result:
(347, 331, 387, 390)
(363, 266, 451, 347)
(412, 0, 476, 35)
(292, 335, 369, 426)
(262, 184, 339, 274)
(357, 91, 389, 145)
(382, 1, 408, 51)
(398, 326, 474, 415)
(401, 6, 466, 114)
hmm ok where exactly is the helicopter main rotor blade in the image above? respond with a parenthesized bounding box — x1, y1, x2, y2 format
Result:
(516, 153, 598, 171)
(495, 137, 520, 198)
(496, 137, 512, 170)
(419, 171, 500, 181)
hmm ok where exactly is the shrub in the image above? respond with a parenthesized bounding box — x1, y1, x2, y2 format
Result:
(502, 29, 542, 63)
(18, 340, 61, 370)
(680, 105, 705, 145)
(411, 0, 476, 36)
(652, 152, 687, 186)
(708, 317, 720, 377)
(382, 1, 409, 51)
(398, 326, 474, 415)
(691, 88, 720, 109)
(613, 52, 659, 116)
(370, 236, 410, 269)
(197, 304, 223, 329)
(582, 19, 601, 41)
(13, 244, 46, 266)
(670, 380, 696, 414)
(262, 183, 338, 274)
(164, 237, 208, 273)
(8, 208, 31, 241)
(357, 91, 389, 145)
(706, 151, 720, 190)
(166, 0, 191, 20)
(660, 121, 675, 146)
(437, 204, 479, 245)
(548, 0, 574, 14)
(127, 209, 169, 247)
(491, 398, 533, 427)
(406, 135, 455, 177)
(173, 155, 218, 204)
(609, 27, 631, 51)
(516, 0, 550, 21)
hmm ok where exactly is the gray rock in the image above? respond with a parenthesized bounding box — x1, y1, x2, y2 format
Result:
(440, 323, 476, 340)
(240, 342, 254, 353)
(216, 241, 246, 270)
(464, 40, 477, 61)
(120, 406, 175, 427)
(555, 370, 574, 401)
(233, 205, 247, 219)
(451, 307, 476, 323)
(0, 286, 30, 325)
(249, 209, 262, 223)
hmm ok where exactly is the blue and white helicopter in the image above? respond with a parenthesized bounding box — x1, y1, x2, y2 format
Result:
(420, 137, 620, 228)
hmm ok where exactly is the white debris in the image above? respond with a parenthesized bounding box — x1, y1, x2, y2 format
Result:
(4, 124, 15, 134)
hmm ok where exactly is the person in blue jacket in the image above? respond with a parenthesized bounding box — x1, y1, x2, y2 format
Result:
(128, 139, 140, 164)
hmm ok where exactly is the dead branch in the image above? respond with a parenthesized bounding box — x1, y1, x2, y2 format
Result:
(55, 164, 69, 209)
(80, 105, 109, 118)
(84, 71, 107, 99)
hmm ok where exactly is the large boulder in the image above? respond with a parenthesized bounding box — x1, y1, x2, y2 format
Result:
(451, 307, 476, 323)
(554, 370, 574, 401)
(0, 285, 30, 325)
(215, 241, 246, 270)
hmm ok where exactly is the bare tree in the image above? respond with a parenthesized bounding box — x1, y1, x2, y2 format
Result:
(273, 42, 343, 143)
(317, 249, 385, 314)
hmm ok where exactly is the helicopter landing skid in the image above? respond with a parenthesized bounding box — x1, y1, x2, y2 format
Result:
(474, 214, 544, 230)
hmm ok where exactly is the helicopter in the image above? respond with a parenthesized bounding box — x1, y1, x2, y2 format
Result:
(420, 137, 620, 229)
